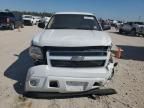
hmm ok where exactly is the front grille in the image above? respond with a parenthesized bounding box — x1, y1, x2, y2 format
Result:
(44, 46, 108, 67)
(51, 60, 105, 67)
(44, 46, 108, 52)
(50, 51, 107, 56)
(24, 20, 31, 25)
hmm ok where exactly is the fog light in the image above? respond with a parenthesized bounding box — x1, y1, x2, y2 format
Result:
(30, 79, 40, 86)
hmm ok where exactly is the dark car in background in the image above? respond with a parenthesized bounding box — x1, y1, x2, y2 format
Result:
(99, 19, 111, 30)
(119, 22, 144, 36)
(0, 12, 24, 30)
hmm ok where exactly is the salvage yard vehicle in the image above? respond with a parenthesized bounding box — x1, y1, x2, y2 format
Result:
(33, 16, 41, 24)
(0, 11, 24, 30)
(136, 23, 144, 37)
(25, 12, 117, 96)
(22, 15, 35, 25)
(41, 16, 51, 23)
(119, 22, 144, 36)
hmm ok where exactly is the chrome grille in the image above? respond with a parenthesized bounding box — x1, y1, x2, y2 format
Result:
(51, 60, 105, 67)
(45, 46, 108, 68)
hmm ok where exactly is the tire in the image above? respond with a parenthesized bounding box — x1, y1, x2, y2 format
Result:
(10, 23, 15, 30)
(131, 29, 136, 36)
(119, 29, 123, 34)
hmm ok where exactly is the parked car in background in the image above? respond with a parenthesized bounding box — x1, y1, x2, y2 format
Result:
(112, 20, 123, 27)
(0, 11, 24, 30)
(38, 16, 51, 27)
(42, 16, 51, 23)
(22, 15, 35, 25)
(136, 22, 144, 37)
(40, 16, 51, 24)
(99, 19, 111, 30)
(33, 16, 41, 24)
(119, 22, 144, 36)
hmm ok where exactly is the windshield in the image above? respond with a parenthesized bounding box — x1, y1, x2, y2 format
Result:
(47, 14, 101, 30)
(0, 12, 14, 17)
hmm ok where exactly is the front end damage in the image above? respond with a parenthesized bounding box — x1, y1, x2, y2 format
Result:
(25, 46, 116, 94)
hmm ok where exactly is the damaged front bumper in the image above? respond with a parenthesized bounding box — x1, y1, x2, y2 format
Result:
(25, 63, 114, 93)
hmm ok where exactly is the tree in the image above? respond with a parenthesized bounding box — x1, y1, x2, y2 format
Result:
(5, 9, 10, 12)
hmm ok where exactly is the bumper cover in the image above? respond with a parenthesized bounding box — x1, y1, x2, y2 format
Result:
(25, 64, 114, 93)
(24, 88, 117, 98)
(0, 23, 10, 28)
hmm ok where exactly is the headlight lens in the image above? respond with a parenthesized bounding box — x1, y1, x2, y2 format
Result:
(29, 46, 43, 60)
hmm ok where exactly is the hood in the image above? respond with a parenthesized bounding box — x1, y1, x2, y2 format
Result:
(33, 29, 112, 47)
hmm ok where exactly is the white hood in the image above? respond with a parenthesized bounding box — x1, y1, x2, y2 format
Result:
(32, 29, 112, 47)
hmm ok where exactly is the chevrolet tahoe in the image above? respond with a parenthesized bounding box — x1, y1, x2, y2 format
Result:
(25, 12, 116, 95)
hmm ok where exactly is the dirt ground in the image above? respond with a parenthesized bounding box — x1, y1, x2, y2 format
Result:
(0, 26, 144, 108)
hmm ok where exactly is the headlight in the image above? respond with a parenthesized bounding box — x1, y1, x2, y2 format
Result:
(29, 46, 43, 60)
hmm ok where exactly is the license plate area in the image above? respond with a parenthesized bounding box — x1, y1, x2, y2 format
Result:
(66, 81, 88, 92)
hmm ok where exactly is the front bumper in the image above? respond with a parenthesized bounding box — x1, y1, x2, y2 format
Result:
(24, 20, 32, 25)
(24, 88, 117, 98)
(25, 63, 114, 93)
(0, 23, 10, 28)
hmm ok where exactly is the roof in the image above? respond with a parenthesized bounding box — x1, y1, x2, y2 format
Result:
(55, 12, 95, 16)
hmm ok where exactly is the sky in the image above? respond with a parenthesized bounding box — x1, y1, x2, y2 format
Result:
(0, 0, 144, 21)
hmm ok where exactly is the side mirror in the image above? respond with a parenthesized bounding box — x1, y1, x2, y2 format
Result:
(102, 25, 111, 30)
(38, 22, 45, 29)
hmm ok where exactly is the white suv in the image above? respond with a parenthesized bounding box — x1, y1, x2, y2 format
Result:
(22, 15, 35, 25)
(25, 12, 116, 95)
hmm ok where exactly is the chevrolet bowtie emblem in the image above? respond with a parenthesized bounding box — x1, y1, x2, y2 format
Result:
(71, 56, 84, 61)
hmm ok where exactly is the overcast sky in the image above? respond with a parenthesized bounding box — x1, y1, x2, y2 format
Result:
(0, 0, 144, 21)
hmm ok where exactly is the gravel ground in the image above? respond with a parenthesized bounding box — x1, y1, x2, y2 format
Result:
(0, 26, 144, 108)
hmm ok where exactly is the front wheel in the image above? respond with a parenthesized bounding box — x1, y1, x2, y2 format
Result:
(119, 29, 123, 34)
(131, 29, 136, 36)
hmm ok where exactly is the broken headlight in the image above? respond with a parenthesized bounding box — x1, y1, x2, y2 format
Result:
(29, 46, 43, 60)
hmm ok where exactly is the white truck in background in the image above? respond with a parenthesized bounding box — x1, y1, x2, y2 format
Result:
(136, 22, 144, 37)
(24, 12, 117, 97)
(40, 16, 51, 26)
(33, 16, 41, 24)
(22, 15, 35, 26)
